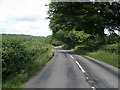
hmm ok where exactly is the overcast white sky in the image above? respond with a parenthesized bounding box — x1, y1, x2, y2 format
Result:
(0, 0, 52, 36)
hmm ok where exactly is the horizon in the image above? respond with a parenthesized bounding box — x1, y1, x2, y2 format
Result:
(1, 33, 48, 37)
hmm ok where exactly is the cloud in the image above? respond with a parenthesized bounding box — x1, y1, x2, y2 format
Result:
(0, 20, 52, 36)
(11, 16, 43, 22)
(0, 0, 51, 36)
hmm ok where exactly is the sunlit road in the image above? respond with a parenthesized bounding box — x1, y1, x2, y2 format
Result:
(24, 47, 119, 89)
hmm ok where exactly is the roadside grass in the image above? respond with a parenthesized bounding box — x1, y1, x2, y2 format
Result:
(2, 35, 54, 88)
(87, 50, 118, 68)
(72, 44, 119, 69)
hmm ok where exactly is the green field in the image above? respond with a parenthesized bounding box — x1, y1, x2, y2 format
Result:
(2, 34, 54, 88)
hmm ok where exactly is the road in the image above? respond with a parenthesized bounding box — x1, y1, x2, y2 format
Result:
(24, 47, 119, 89)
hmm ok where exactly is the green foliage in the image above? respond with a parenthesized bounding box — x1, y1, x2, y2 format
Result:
(71, 45, 89, 55)
(105, 34, 119, 44)
(56, 30, 91, 48)
(68, 31, 91, 46)
(2, 36, 30, 80)
(74, 34, 119, 51)
(48, 2, 120, 44)
(100, 44, 118, 54)
(55, 30, 70, 46)
(2, 34, 54, 88)
(83, 36, 102, 51)
(45, 35, 63, 46)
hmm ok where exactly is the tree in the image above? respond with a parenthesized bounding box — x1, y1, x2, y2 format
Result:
(48, 2, 120, 45)
(56, 30, 91, 48)
(45, 35, 63, 46)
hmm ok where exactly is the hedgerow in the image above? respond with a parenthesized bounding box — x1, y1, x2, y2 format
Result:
(2, 34, 54, 88)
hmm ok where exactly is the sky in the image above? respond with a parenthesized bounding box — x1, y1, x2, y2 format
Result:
(0, 0, 52, 36)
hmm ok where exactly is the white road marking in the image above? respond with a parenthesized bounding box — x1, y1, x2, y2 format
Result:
(63, 50, 66, 54)
(70, 55, 74, 59)
(75, 61, 85, 73)
(84, 72, 89, 77)
(91, 87, 96, 90)
(88, 81, 94, 83)
(64, 50, 66, 53)
(86, 77, 89, 80)
(62, 49, 96, 89)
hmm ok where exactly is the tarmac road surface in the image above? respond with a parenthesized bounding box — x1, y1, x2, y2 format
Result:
(24, 47, 119, 89)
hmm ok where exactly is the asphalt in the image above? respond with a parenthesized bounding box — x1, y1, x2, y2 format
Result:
(24, 47, 119, 89)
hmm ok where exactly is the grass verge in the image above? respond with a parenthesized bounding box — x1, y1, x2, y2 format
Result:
(72, 44, 119, 69)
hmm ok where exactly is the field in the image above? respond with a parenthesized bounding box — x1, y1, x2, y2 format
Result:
(2, 34, 54, 88)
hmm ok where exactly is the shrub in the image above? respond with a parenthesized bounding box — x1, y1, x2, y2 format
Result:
(2, 34, 54, 87)
(2, 36, 32, 81)
(100, 43, 118, 54)
(105, 34, 119, 44)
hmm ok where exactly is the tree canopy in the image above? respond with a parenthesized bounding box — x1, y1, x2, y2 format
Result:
(48, 2, 120, 47)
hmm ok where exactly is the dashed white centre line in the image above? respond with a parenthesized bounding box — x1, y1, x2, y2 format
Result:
(64, 50, 66, 53)
(91, 87, 96, 90)
(75, 61, 85, 73)
(64, 50, 96, 89)
(70, 55, 74, 59)
(86, 77, 89, 80)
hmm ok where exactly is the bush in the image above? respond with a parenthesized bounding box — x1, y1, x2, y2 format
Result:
(84, 36, 102, 51)
(105, 34, 119, 44)
(100, 43, 118, 54)
(2, 37, 31, 81)
(2, 34, 54, 88)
